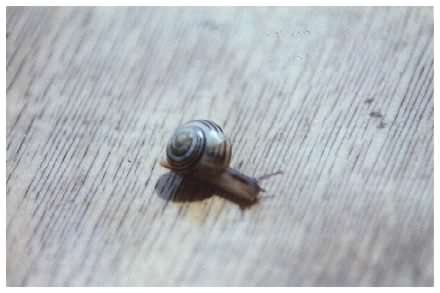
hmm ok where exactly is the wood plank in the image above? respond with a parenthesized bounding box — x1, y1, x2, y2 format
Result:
(6, 7, 433, 286)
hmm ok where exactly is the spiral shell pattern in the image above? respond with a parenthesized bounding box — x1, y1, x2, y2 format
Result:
(165, 120, 231, 174)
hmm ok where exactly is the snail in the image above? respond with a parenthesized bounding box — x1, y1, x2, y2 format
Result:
(160, 119, 263, 203)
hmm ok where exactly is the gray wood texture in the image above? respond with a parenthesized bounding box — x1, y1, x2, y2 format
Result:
(6, 7, 433, 286)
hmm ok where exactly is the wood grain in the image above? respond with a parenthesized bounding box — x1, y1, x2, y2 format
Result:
(6, 7, 433, 286)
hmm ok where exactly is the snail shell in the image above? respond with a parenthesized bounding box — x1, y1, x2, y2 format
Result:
(164, 120, 232, 175)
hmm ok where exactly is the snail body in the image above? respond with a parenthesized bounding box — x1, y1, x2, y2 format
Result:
(161, 119, 262, 203)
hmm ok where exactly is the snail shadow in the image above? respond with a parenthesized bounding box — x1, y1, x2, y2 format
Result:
(154, 172, 258, 209)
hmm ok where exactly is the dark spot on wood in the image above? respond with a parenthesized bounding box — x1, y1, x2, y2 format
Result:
(369, 111, 383, 119)
(200, 20, 220, 31)
(377, 121, 387, 129)
(364, 98, 374, 104)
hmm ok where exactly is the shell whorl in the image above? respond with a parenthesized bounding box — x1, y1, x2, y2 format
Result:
(165, 120, 231, 174)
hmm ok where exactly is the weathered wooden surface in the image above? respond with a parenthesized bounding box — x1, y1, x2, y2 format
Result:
(6, 7, 433, 286)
